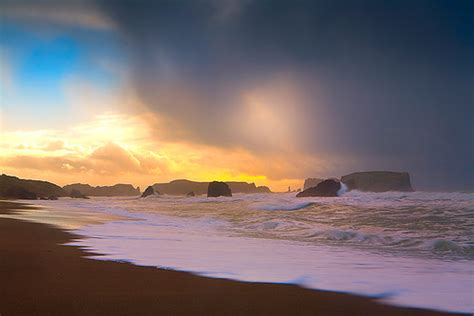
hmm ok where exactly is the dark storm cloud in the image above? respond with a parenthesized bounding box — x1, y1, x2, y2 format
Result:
(99, 1, 473, 190)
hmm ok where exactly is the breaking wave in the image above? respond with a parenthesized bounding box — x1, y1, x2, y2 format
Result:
(93, 191, 474, 260)
(31, 191, 474, 313)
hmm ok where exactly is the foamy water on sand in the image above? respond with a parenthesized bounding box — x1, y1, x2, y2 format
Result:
(18, 191, 474, 313)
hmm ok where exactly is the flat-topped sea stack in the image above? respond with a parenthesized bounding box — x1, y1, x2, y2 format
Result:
(297, 179, 341, 197)
(0, 174, 66, 199)
(154, 179, 270, 196)
(303, 178, 324, 190)
(341, 171, 413, 192)
(207, 181, 232, 197)
(63, 183, 140, 196)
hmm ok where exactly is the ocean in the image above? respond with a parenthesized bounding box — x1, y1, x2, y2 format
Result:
(12, 191, 474, 313)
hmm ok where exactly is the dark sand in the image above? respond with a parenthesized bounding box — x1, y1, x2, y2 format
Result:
(0, 201, 465, 315)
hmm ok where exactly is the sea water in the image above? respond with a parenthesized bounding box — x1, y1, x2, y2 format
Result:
(17, 191, 474, 313)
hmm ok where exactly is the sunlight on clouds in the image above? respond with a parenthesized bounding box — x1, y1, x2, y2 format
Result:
(0, 112, 327, 191)
(234, 74, 311, 153)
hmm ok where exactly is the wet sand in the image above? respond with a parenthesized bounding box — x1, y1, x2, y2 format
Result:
(0, 201, 465, 315)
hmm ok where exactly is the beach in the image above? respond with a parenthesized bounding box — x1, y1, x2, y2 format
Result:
(0, 201, 466, 316)
(2, 0, 472, 314)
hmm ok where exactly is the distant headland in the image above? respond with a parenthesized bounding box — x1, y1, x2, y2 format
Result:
(152, 179, 271, 196)
(0, 174, 271, 200)
(0, 171, 413, 200)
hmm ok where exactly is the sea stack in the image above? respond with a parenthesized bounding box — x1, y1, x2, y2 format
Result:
(207, 181, 232, 197)
(296, 179, 341, 197)
(341, 171, 413, 192)
(141, 186, 155, 198)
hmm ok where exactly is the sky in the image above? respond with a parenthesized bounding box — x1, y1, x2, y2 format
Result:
(0, 0, 473, 192)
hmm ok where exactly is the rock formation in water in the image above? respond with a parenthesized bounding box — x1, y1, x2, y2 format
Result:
(341, 171, 413, 192)
(207, 181, 232, 197)
(63, 183, 140, 196)
(141, 186, 155, 198)
(303, 178, 324, 190)
(153, 179, 270, 195)
(0, 174, 66, 199)
(296, 179, 341, 197)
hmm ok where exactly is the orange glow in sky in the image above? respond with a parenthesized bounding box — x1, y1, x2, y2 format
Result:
(0, 112, 320, 191)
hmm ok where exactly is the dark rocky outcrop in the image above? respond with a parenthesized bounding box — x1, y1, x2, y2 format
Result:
(153, 179, 271, 196)
(341, 171, 413, 192)
(63, 183, 140, 196)
(0, 174, 66, 198)
(4, 186, 37, 200)
(141, 186, 155, 198)
(303, 178, 324, 190)
(207, 181, 232, 197)
(186, 191, 195, 197)
(296, 179, 341, 197)
(70, 189, 89, 199)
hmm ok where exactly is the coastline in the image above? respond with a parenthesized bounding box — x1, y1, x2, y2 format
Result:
(0, 201, 466, 315)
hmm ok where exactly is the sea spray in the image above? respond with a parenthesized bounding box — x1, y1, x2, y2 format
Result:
(337, 182, 348, 195)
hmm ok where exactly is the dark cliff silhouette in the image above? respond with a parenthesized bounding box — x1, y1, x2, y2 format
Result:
(153, 179, 270, 196)
(341, 171, 413, 192)
(0, 174, 66, 199)
(63, 183, 141, 196)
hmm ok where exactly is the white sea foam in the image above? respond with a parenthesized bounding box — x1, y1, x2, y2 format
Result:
(22, 192, 474, 313)
(337, 182, 348, 195)
(253, 201, 316, 211)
